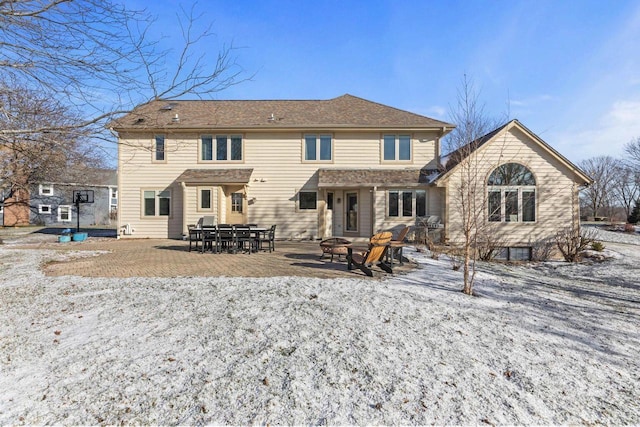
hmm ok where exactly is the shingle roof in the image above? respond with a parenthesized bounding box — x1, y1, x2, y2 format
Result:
(110, 94, 454, 130)
(318, 168, 438, 188)
(176, 168, 254, 184)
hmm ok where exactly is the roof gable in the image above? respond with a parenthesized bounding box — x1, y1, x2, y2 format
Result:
(110, 94, 454, 131)
(436, 120, 592, 186)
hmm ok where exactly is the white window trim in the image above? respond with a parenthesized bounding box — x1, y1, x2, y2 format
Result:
(109, 187, 118, 208)
(39, 184, 54, 196)
(382, 134, 413, 163)
(487, 186, 537, 223)
(58, 205, 72, 222)
(303, 134, 333, 162)
(39, 204, 52, 214)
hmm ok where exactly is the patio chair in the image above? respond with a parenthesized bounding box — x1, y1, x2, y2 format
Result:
(257, 224, 276, 252)
(188, 224, 202, 252)
(388, 226, 410, 265)
(200, 226, 217, 253)
(347, 231, 393, 277)
(202, 215, 216, 226)
(234, 225, 257, 254)
(216, 225, 234, 253)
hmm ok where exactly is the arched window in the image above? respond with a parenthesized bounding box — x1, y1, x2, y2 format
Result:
(487, 163, 536, 223)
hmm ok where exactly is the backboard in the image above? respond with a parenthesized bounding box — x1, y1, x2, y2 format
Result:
(73, 190, 94, 204)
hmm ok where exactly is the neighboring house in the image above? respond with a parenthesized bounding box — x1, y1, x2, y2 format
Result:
(111, 95, 591, 259)
(0, 187, 30, 227)
(29, 169, 118, 228)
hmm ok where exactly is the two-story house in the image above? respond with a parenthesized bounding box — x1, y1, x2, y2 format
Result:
(29, 169, 118, 228)
(111, 94, 591, 259)
(1, 169, 117, 228)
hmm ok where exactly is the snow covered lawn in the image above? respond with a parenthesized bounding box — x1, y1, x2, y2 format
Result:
(1, 228, 639, 424)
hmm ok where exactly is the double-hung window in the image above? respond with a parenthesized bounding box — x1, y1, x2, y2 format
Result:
(39, 184, 53, 196)
(143, 190, 171, 217)
(201, 135, 243, 161)
(299, 191, 317, 210)
(198, 187, 213, 212)
(383, 135, 411, 161)
(154, 135, 165, 162)
(487, 163, 536, 223)
(201, 136, 213, 161)
(304, 134, 332, 161)
(58, 205, 71, 222)
(388, 190, 426, 217)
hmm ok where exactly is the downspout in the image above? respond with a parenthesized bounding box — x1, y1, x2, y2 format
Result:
(371, 186, 377, 236)
(181, 182, 188, 238)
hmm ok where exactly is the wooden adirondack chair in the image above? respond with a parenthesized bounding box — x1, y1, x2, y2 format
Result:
(388, 226, 410, 266)
(347, 231, 393, 277)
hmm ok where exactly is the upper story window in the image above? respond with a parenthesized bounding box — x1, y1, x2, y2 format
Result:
(304, 134, 332, 161)
(154, 135, 165, 162)
(383, 135, 412, 161)
(201, 135, 243, 161)
(39, 184, 53, 196)
(487, 163, 536, 223)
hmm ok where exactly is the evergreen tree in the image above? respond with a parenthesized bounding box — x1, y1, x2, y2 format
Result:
(628, 199, 640, 224)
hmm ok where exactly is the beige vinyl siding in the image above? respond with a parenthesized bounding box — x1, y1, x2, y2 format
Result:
(372, 187, 443, 233)
(118, 130, 443, 239)
(183, 185, 221, 228)
(442, 127, 580, 247)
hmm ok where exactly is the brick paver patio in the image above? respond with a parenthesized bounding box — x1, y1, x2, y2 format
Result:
(6, 231, 415, 279)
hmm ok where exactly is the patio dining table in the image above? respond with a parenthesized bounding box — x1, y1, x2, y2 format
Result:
(198, 225, 267, 254)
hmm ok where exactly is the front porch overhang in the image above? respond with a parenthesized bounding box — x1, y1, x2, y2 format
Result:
(317, 168, 437, 188)
(176, 168, 254, 185)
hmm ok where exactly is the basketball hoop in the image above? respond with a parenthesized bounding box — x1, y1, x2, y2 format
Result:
(73, 190, 94, 204)
(72, 190, 94, 232)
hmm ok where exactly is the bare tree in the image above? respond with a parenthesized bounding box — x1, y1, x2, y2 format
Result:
(624, 137, 640, 172)
(0, 80, 104, 208)
(611, 164, 640, 220)
(579, 156, 618, 220)
(443, 75, 505, 295)
(0, 0, 245, 145)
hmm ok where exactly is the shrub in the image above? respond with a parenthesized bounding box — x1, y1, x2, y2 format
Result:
(555, 226, 597, 262)
(531, 237, 556, 262)
(624, 223, 636, 233)
(591, 241, 605, 252)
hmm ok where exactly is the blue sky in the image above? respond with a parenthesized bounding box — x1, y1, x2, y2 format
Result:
(140, 0, 640, 164)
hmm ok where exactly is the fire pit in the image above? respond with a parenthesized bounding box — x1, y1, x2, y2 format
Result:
(319, 238, 352, 262)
